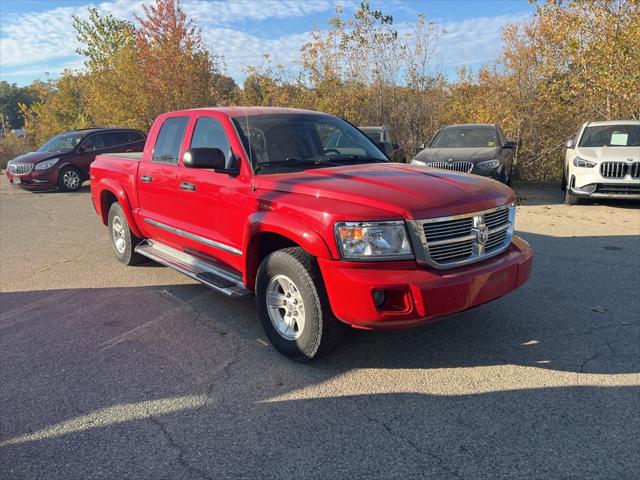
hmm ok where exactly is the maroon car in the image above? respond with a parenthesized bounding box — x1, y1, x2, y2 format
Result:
(5, 128, 146, 192)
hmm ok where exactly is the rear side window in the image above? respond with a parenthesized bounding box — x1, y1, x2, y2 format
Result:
(103, 131, 145, 147)
(153, 117, 189, 164)
(125, 131, 145, 143)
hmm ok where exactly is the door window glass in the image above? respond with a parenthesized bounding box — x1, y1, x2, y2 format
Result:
(153, 117, 189, 164)
(190, 117, 233, 166)
(81, 134, 106, 152)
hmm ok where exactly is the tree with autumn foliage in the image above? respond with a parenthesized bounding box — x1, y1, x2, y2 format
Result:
(14, 0, 639, 181)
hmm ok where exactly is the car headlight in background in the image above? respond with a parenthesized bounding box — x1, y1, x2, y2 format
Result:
(410, 159, 426, 166)
(335, 221, 413, 260)
(34, 158, 60, 170)
(477, 159, 500, 169)
(573, 156, 596, 168)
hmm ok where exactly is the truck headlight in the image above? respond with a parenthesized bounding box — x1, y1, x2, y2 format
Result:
(477, 159, 500, 169)
(573, 156, 596, 168)
(335, 221, 413, 260)
(34, 158, 60, 170)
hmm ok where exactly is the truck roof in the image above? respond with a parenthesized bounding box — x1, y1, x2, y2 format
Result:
(186, 106, 323, 118)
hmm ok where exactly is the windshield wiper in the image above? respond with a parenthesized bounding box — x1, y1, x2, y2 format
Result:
(254, 157, 340, 172)
(327, 155, 388, 164)
(254, 155, 387, 173)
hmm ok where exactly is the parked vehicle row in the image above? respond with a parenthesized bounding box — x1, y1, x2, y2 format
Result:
(5, 109, 637, 361)
(5, 128, 145, 191)
(90, 107, 533, 361)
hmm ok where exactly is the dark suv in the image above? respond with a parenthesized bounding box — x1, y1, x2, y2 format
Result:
(5, 128, 146, 192)
(411, 124, 516, 184)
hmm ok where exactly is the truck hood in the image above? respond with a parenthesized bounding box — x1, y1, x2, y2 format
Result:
(414, 146, 500, 163)
(254, 163, 515, 220)
(575, 146, 640, 163)
(9, 151, 62, 164)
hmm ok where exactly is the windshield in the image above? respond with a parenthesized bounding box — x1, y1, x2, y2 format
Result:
(37, 132, 84, 153)
(232, 114, 388, 174)
(579, 125, 640, 147)
(431, 126, 498, 148)
(361, 130, 383, 143)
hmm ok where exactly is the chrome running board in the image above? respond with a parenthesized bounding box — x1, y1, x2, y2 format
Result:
(135, 240, 250, 298)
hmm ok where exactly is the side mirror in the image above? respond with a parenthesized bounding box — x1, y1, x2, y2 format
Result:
(416, 143, 426, 152)
(504, 141, 517, 149)
(566, 139, 575, 149)
(183, 147, 226, 170)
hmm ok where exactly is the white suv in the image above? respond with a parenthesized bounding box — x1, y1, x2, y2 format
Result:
(563, 120, 640, 204)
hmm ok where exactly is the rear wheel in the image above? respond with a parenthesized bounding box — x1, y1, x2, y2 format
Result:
(108, 202, 144, 265)
(58, 166, 82, 192)
(256, 247, 345, 361)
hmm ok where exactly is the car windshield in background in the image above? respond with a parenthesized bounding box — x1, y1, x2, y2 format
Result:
(37, 133, 84, 153)
(431, 127, 498, 148)
(579, 125, 640, 147)
(362, 130, 383, 143)
(232, 114, 388, 174)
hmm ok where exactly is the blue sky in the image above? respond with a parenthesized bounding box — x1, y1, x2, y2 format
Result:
(0, 0, 535, 86)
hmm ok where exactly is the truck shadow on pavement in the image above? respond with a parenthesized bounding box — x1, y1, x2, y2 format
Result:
(1, 230, 638, 478)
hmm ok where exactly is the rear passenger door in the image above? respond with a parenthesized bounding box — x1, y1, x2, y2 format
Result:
(137, 116, 190, 248)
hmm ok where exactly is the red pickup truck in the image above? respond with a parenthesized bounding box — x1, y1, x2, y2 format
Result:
(91, 107, 533, 360)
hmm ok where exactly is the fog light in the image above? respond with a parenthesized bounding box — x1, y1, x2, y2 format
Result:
(372, 290, 387, 308)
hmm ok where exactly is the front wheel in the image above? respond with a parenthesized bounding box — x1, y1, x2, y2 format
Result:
(256, 247, 345, 361)
(58, 166, 82, 192)
(108, 202, 144, 265)
(564, 177, 584, 205)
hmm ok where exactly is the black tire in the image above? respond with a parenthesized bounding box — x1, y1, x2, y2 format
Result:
(561, 168, 567, 191)
(564, 190, 583, 205)
(108, 202, 145, 265)
(564, 176, 587, 205)
(256, 247, 345, 361)
(498, 166, 511, 185)
(58, 166, 83, 192)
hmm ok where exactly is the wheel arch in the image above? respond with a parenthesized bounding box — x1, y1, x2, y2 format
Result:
(243, 215, 332, 290)
(98, 180, 143, 238)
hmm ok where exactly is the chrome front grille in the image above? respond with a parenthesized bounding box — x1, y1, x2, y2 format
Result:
(600, 162, 628, 178)
(425, 161, 473, 173)
(631, 163, 640, 178)
(412, 204, 515, 268)
(7, 162, 34, 175)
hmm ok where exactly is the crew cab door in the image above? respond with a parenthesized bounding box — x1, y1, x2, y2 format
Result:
(137, 115, 189, 248)
(174, 114, 245, 272)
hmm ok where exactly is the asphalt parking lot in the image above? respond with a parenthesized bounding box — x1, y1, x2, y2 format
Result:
(1, 180, 639, 479)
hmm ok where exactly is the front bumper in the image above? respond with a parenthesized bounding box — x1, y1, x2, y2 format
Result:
(5, 168, 59, 188)
(318, 235, 533, 329)
(570, 166, 640, 199)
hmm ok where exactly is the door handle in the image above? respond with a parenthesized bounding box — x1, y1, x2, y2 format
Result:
(140, 175, 152, 183)
(180, 182, 196, 191)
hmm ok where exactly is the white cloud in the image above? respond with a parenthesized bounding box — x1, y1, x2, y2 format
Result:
(0, 1, 530, 84)
(437, 13, 530, 68)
